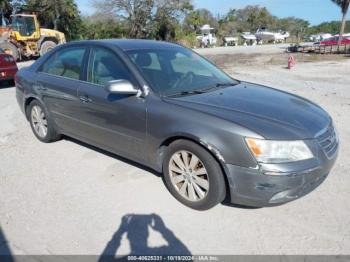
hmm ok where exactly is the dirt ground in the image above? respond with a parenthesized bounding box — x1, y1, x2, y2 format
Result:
(0, 47, 349, 256)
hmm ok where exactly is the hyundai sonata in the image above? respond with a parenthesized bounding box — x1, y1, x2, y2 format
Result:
(16, 40, 338, 210)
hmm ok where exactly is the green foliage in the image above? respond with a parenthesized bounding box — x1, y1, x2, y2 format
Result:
(215, 6, 309, 42)
(308, 20, 350, 35)
(331, 0, 350, 14)
(17, 0, 83, 40)
(331, 0, 350, 38)
(175, 25, 197, 47)
(3, 0, 349, 46)
(275, 17, 309, 41)
(234, 5, 276, 32)
(153, 0, 193, 40)
(1, 0, 12, 17)
(184, 8, 218, 32)
(81, 15, 127, 40)
(93, 0, 192, 40)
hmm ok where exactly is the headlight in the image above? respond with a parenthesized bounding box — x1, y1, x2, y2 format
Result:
(245, 138, 313, 163)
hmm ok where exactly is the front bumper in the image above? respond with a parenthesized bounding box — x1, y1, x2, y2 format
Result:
(225, 149, 338, 207)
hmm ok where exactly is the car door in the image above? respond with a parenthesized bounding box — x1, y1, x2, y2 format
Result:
(77, 46, 147, 162)
(36, 46, 87, 135)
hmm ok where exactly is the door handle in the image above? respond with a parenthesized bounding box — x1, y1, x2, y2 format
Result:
(79, 96, 92, 103)
(37, 84, 47, 91)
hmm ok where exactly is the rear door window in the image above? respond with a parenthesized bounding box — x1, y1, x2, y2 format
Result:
(40, 47, 86, 80)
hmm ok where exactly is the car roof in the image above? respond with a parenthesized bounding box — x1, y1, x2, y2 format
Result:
(66, 39, 182, 51)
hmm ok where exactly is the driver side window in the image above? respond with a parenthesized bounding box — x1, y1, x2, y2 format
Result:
(88, 48, 132, 86)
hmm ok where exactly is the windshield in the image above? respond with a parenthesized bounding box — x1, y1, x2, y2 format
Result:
(126, 47, 238, 96)
(12, 16, 36, 36)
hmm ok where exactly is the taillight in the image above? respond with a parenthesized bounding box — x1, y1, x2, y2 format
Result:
(4, 55, 14, 62)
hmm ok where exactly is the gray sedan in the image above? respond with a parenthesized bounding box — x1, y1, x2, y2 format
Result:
(15, 40, 338, 210)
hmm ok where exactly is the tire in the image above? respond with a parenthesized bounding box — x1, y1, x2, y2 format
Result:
(0, 42, 19, 61)
(7, 79, 15, 86)
(163, 140, 226, 210)
(28, 100, 61, 143)
(40, 41, 57, 56)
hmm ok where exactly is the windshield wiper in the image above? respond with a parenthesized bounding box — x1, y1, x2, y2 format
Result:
(165, 82, 238, 97)
(166, 90, 205, 97)
(197, 82, 238, 93)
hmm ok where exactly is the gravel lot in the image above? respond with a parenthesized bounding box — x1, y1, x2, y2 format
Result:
(0, 51, 349, 256)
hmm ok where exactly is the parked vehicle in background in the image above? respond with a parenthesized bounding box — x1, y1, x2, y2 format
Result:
(314, 36, 350, 46)
(223, 36, 238, 46)
(255, 27, 289, 43)
(196, 24, 217, 48)
(0, 48, 18, 85)
(0, 11, 66, 61)
(241, 32, 257, 46)
(309, 33, 333, 42)
(16, 40, 338, 210)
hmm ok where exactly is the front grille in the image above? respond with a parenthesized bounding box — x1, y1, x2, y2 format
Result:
(316, 124, 338, 158)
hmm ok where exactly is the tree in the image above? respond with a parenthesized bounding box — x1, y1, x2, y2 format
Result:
(81, 14, 127, 39)
(184, 8, 217, 32)
(331, 0, 350, 43)
(153, 0, 192, 40)
(276, 17, 309, 42)
(94, 0, 192, 40)
(25, 0, 83, 40)
(10, 0, 26, 13)
(94, 0, 155, 38)
(307, 20, 350, 35)
(235, 5, 277, 32)
(0, 0, 12, 18)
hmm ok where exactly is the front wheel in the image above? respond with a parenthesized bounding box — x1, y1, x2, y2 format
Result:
(163, 140, 226, 210)
(40, 41, 57, 56)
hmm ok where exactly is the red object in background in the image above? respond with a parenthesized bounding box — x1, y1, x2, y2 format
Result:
(0, 50, 18, 84)
(288, 55, 296, 69)
(318, 37, 350, 46)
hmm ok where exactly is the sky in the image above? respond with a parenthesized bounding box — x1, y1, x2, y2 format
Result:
(76, 0, 347, 26)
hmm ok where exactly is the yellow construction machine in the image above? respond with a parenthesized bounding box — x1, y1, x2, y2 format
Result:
(0, 12, 66, 60)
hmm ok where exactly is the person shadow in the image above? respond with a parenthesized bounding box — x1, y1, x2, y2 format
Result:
(98, 214, 191, 262)
(0, 227, 14, 262)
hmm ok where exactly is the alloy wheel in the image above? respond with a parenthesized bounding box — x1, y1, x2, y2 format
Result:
(31, 105, 48, 138)
(168, 150, 209, 202)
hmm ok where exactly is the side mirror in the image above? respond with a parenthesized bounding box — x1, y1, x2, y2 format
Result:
(105, 79, 139, 95)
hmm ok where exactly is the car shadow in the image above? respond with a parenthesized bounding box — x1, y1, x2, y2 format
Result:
(98, 214, 192, 262)
(0, 81, 14, 89)
(221, 195, 262, 209)
(64, 136, 162, 178)
(64, 136, 263, 210)
(0, 227, 14, 262)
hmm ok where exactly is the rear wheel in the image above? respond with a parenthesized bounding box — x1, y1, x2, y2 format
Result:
(40, 41, 57, 56)
(0, 42, 19, 61)
(28, 100, 61, 143)
(163, 140, 226, 210)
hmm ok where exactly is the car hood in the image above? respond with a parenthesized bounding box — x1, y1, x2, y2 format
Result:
(163, 81, 331, 140)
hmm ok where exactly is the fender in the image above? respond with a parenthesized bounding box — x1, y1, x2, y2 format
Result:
(154, 132, 227, 173)
(23, 93, 46, 119)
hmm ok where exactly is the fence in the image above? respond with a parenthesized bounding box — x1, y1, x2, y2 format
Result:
(288, 44, 350, 54)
